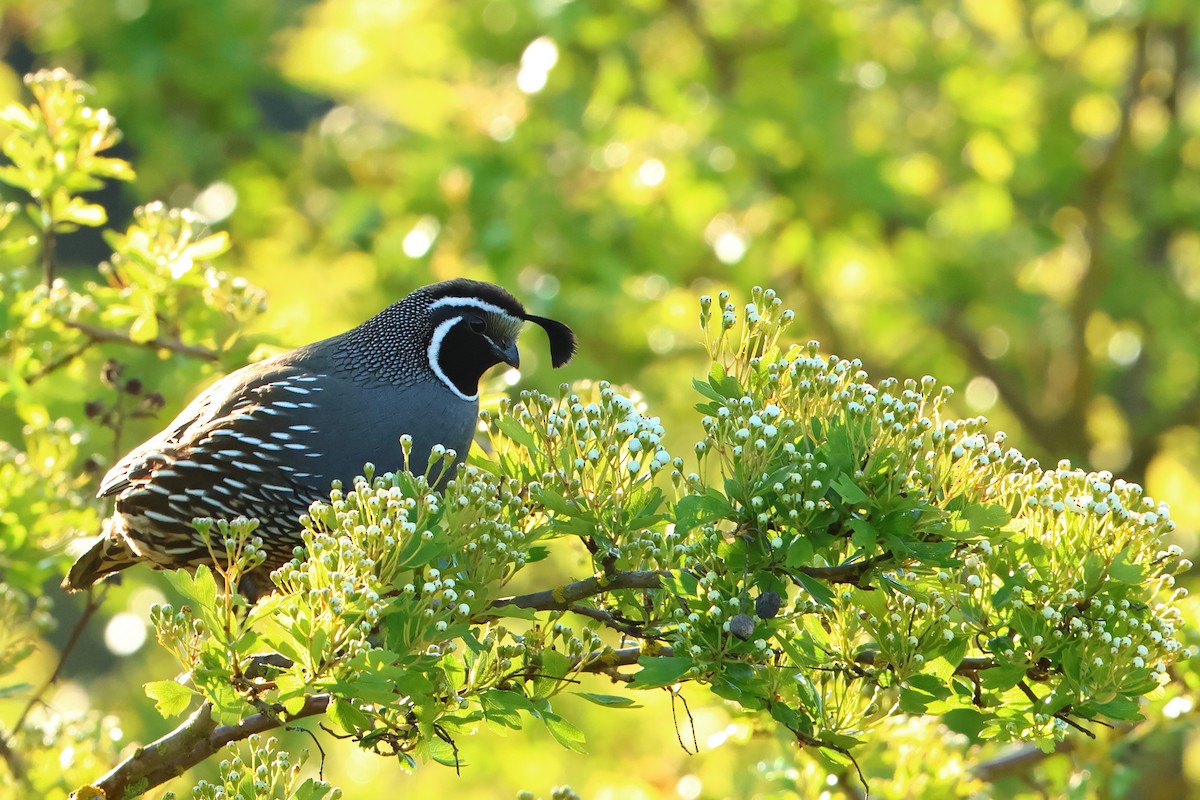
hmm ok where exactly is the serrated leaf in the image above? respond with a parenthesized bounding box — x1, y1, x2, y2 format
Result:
(659, 569, 699, 599)
(673, 491, 733, 536)
(785, 536, 814, 569)
(978, 662, 1026, 691)
(144, 679, 193, 718)
(542, 712, 587, 753)
(572, 692, 640, 708)
(480, 689, 536, 729)
(1108, 548, 1144, 583)
(629, 656, 693, 689)
(282, 694, 308, 715)
(898, 686, 933, 714)
(831, 473, 867, 504)
(1090, 695, 1143, 722)
(962, 502, 1011, 530)
(326, 698, 371, 734)
(163, 564, 218, 612)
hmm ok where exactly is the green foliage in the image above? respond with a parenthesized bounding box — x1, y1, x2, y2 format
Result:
(123, 289, 1190, 795)
(0, 69, 130, 242)
(0, 69, 274, 800)
(162, 735, 341, 800)
(1, 0, 1199, 790)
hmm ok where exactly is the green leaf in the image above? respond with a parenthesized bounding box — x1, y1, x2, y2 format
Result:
(282, 694, 308, 716)
(572, 692, 640, 708)
(898, 686, 933, 714)
(962, 502, 1011, 530)
(486, 602, 540, 621)
(848, 518, 877, 550)
(533, 648, 573, 698)
(629, 656, 693, 688)
(163, 564, 218, 612)
(542, 712, 587, 753)
(1108, 548, 1144, 583)
(128, 310, 159, 343)
(978, 662, 1026, 691)
(785, 536, 814, 569)
(673, 491, 733, 536)
(480, 689, 536, 729)
(88, 156, 136, 181)
(326, 698, 372, 734)
(794, 570, 836, 608)
(659, 569, 699, 599)
(144, 679, 193, 718)
(942, 708, 987, 740)
(536, 487, 580, 516)
(293, 779, 336, 800)
(831, 473, 867, 504)
(1090, 695, 1143, 722)
(58, 197, 107, 228)
(692, 377, 724, 403)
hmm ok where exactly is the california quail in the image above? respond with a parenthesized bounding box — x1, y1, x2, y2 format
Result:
(63, 279, 576, 594)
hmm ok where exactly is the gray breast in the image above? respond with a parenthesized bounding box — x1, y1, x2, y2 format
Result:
(302, 377, 480, 488)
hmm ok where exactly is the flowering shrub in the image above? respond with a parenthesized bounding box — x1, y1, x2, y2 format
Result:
(121, 288, 1190, 794)
(0, 70, 1193, 800)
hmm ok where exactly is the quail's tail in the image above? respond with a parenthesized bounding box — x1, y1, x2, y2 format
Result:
(62, 525, 140, 592)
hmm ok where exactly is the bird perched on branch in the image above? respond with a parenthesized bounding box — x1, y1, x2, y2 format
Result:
(64, 279, 576, 595)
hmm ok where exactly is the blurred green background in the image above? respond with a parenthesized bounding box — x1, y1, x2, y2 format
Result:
(2, 0, 1199, 796)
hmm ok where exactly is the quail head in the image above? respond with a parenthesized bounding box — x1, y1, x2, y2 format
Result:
(63, 278, 576, 596)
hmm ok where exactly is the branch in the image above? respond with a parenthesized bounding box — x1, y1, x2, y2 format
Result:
(0, 730, 24, 784)
(497, 560, 892, 617)
(64, 320, 221, 362)
(796, 554, 893, 585)
(15, 589, 104, 732)
(494, 570, 666, 612)
(973, 738, 1076, 782)
(941, 312, 1056, 448)
(854, 650, 995, 676)
(85, 695, 330, 800)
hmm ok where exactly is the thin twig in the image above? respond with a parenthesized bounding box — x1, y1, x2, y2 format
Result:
(0, 728, 25, 784)
(41, 223, 55, 286)
(14, 587, 105, 733)
(64, 320, 221, 362)
(24, 339, 96, 384)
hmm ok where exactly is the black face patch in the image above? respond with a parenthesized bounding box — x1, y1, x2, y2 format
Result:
(427, 307, 524, 399)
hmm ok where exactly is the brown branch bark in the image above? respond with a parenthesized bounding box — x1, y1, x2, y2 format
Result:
(496, 561, 888, 617)
(973, 739, 1074, 782)
(82, 695, 330, 800)
(64, 320, 221, 362)
(854, 650, 995, 676)
(495, 570, 665, 612)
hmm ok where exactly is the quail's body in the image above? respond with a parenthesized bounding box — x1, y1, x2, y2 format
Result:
(64, 279, 575, 592)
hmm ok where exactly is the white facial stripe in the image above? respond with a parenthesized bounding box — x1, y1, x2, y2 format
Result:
(428, 296, 519, 319)
(427, 316, 478, 402)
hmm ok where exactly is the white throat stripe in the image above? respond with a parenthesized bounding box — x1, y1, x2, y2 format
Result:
(427, 316, 478, 402)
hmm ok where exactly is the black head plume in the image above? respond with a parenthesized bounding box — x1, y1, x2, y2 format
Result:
(524, 314, 577, 368)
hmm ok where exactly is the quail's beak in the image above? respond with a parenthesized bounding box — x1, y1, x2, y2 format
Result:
(495, 340, 521, 369)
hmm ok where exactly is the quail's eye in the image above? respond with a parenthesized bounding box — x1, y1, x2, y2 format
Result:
(468, 317, 487, 334)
